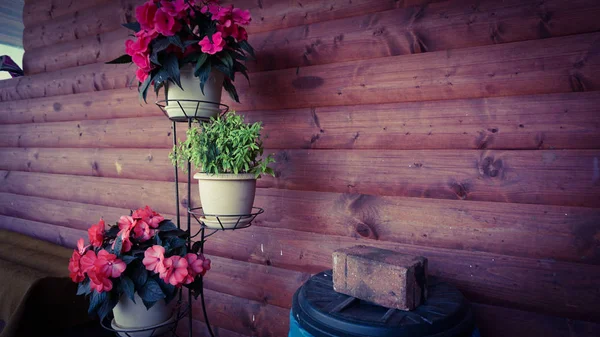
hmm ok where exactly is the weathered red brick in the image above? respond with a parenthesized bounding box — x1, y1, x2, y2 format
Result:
(332, 245, 428, 311)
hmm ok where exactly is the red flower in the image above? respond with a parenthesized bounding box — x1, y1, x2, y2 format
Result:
(183, 253, 211, 284)
(88, 270, 113, 293)
(94, 250, 126, 278)
(232, 8, 251, 25)
(68, 249, 85, 282)
(136, 68, 149, 83)
(160, 255, 188, 286)
(154, 8, 181, 36)
(133, 206, 164, 229)
(88, 219, 105, 247)
(132, 53, 152, 71)
(135, 1, 158, 31)
(143, 245, 166, 274)
(116, 227, 133, 253)
(79, 250, 97, 274)
(118, 215, 136, 231)
(133, 219, 153, 241)
(199, 32, 226, 55)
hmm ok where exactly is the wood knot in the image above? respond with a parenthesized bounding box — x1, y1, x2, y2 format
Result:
(449, 182, 468, 199)
(355, 222, 378, 239)
(478, 156, 503, 178)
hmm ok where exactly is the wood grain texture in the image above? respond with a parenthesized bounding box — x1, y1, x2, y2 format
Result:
(1, 91, 600, 151)
(23, 29, 129, 74)
(22, 0, 112, 28)
(0, 88, 153, 125)
(24, 0, 600, 75)
(0, 192, 598, 322)
(5, 32, 600, 104)
(250, 0, 600, 71)
(0, 214, 83, 247)
(473, 303, 600, 337)
(1, 147, 597, 207)
(21, 0, 421, 71)
(22, 0, 137, 52)
(1, 170, 598, 264)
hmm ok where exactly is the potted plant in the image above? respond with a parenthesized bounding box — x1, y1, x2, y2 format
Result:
(108, 0, 255, 120)
(68, 206, 211, 337)
(170, 111, 275, 228)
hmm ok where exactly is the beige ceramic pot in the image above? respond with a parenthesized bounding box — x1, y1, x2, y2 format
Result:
(193, 173, 257, 229)
(164, 65, 224, 120)
(112, 294, 175, 337)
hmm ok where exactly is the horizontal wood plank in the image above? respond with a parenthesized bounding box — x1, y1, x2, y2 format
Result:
(1, 170, 598, 264)
(0, 147, 597, 207)
(0, 214, 83, 248)
(0, 192, 598, 321)
(1, 92, 600, 151)
(22, 0, 137, 51)
(22, 0, 112, 28)
(5, 32, 600, 106)
(24, 0, 600, 74)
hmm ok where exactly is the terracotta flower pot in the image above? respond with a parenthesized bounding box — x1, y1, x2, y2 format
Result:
(112, 294, 175, 337)
(164, 65, 224, 120)
(193, 173, 257, 229)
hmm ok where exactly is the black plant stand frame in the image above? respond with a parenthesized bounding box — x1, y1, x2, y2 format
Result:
(154, 99, 262, 337)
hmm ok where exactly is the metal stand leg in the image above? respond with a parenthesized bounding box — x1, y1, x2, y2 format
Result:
(199, 227, 215, 337)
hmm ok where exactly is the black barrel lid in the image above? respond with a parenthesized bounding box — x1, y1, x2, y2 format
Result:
(292, 270, 473, 337)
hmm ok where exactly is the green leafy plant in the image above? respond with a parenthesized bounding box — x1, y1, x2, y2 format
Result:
(170, 111, 275, 178)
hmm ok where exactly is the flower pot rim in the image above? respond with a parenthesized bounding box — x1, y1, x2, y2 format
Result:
(193, 172, 256, 181)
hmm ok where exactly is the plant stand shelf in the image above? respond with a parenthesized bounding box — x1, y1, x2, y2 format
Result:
(155, 100, 262, 337)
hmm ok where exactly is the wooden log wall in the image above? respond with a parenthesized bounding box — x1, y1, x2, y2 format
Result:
(1, 0, 600, 336)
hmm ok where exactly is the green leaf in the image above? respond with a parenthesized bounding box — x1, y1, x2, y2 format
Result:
(120, 276, 136, 303)
(191, 241, 203, 253)
(163, 54, 182, 89)
(195, 61, 212, 95)
(239, 40, 255, 59)
(121, 22, 141, 32)
(88, 291, 107, 316)
(97, 292, 118, 321)
(131, 262, 148, 288)
(138, 71, 154, 103)
(158, 221, 178, 232)
(138, 278, 165, 306)
(223, 79, 240, 103)
(77, 278, 90, 295)
(106, 54, 132, 64)
(184, 40, 200, 48)
(168, 35, 185, 51)
(165, 236, 186, 251)
(157, 277, 177, 305)
(121, 255, 137, 264)
(194, 53, 208, 73)
(219, 51, 233, 69)
(112, 236, 123, 257)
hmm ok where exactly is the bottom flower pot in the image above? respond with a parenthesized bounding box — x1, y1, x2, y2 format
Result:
(112, 294, 175, 337)
(194, 172, 257, 229)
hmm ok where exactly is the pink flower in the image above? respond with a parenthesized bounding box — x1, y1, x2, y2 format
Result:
(154, 8, 181, 36)
(160, 255, 189, 286)
(232, 8, 251, 25)
(133, 206, 164, 229)
(88, 270, 113, 293)
(143, 245, 166, 274)
(136, 68, 149, 83)
(133, 219, 153, 241)
(116, 227, 133, 253)
(135, 1, 158, 31)
(94, 250, 126, 278)
(182, 253, 211, 284)
(118, 215, 136, 231)
(68, 249, 85, 282)
(199, 32, 225, 55)
(132, 53, 151, 71)
(79, 250, 97, 273)
(160, 0, 188, 18)
(76, 238, 87, 255)
(201, 3, 222, 17)
(88, 219, 105, 247)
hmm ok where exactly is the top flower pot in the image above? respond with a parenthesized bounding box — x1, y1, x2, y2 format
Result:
(164, 65, 224, 121)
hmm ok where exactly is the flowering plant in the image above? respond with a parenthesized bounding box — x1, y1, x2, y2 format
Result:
(68, 206, 211, 320)
(108, 0, 254, 103)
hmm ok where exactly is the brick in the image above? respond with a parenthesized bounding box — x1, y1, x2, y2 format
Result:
(332, 245, 428, 311)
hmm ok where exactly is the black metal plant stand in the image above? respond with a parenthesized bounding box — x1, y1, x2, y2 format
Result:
(154, 99, 262, 337)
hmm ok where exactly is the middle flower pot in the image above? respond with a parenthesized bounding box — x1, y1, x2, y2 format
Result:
(111, 294, 176, 337)
(194, 173, 257, 229)
(164, 65, 224, 120)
